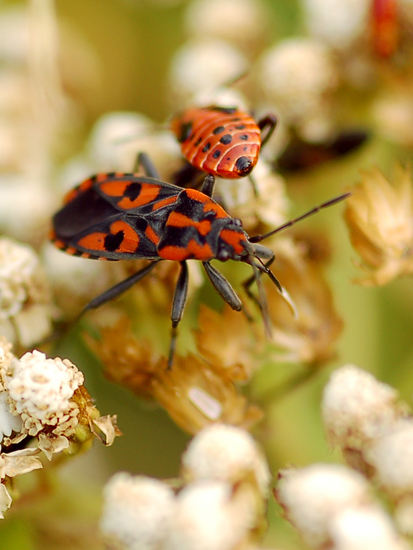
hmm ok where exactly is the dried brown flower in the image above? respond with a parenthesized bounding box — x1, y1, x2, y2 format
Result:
(89, 318, 263, 435)
(345, 165, 413, 286)
(264, 238, 343, 365)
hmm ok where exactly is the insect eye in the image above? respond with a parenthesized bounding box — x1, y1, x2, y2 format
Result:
(218, 250, 230, 262)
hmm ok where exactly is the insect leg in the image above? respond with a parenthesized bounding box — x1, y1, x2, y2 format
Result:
(248, 173, 259, 197)
(168, 261, 189, 369)
(242, 256, 297, 319)
(200, 175, 216, 198)
(81, 260, 160, 315)
(202, 261, 242, 311)
(258, 114, 278, 148)
(133, 152, 161, 179)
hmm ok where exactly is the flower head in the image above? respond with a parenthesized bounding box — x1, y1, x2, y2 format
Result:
(100, 472, 175, 550)
(322, 364, 402, 450)
(0, 237, 52, 347)
(345, 165, 413, 285)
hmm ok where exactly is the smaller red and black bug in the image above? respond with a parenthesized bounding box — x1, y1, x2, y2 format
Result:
(170, 105, 277, 195)
(51, 153, 349, 368)
(371, 0, 399, 58)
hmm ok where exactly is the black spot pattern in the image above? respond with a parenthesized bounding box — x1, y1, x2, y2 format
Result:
(220, 134, 232, 145)
(178, 122, 193, 143)
(104, 231, 124, 252)
(212, 126, 225, 135)
(202, 143, 211, 153)
(124, 182, 142, 202)
(212, 150, 222, 159)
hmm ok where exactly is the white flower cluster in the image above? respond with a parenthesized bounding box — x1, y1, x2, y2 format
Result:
(100, 424, 271, 550)
(0, 337, 119, 518)
(0, 338, 85, 517)
(0, 237, 52, 347)
(322, 364, 413, 535)
(276, 463, 410, 550)
(259, 38, 338, 142)
(0, 341, 85, 448)
(5, 350, 84, 435)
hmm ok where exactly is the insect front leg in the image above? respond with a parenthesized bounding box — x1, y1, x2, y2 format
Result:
(80, 260, 159, 316)
(258, 114, 277, 148)
(200, 175, 216, 198)
(242, 254, 297, 320)
(133, 152, 161, 179)
(202, 261, 242, 311)
(168, 261, 189, 369)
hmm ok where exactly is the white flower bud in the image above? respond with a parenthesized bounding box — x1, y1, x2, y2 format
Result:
(168, 39, 248, 107)
(100, 472, 175, 550)
(185, 0, 270, 54)
(182, 424, 270, 497)
(276, 464, 372, 548)
(303, 0, 370, 50)
(86, 111, 154, 171)
(0, 237, 43, 319)
(259, 38, 338, 141)
(322, 364, 400, 448)
(330, 506, 410, 550)
(165, 480, 255, 550)
(365, 419, 413, 498)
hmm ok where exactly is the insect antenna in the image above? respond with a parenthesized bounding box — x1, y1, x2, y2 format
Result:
(249, 192, 351, 244)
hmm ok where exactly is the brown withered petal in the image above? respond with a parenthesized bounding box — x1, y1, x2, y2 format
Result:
(0, 448, 42, 479)
(86, 317, 262, 435)
(151, 354, 263, 435)
(91, 415, 122, 446)
(85, 318, 160, 398)
(264, 238, 343, 365)
(194, 304, 261, 382)
(345, 165, 413, 285)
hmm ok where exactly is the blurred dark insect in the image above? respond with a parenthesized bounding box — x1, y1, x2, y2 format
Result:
(275, 129, 369, 174)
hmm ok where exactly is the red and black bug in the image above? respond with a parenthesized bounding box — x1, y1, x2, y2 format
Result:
(170, 105, 276, 194)
(371, 0, 399, 58)
(52, 153, 349, 368)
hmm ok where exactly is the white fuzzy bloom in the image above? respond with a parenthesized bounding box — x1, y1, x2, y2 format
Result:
(168, 39, 248, 107)
(0, 175, 58, 246)
(0, 392, 21, 447)
(100, 472, 175, 550)
(86, 111, 154, 171)
(0, 237, 41, 319)
(322, 364, 400, 449)
(303, 0, 370, 50)
(5, 350, 83, 423)
(185, 0, 270, 53)
(42, 242, 117, 315)
(165, 480, 255, 550)
(365, 419, 413, 498)
(330, 506, 410, 550)
(276, 464, 372, 548)
(259, 38, 338, 141)
(181, 424, 270, 497)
